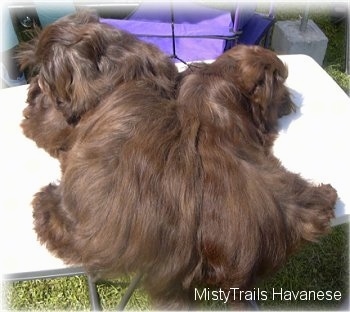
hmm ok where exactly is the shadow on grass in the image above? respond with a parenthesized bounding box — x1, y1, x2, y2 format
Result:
(257, 223, 349, 311)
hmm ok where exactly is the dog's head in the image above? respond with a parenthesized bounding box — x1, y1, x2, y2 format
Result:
(21, 76, 74, 158)
(216, 45, 295, 134)
(176, 46, 294, 149)
(17, 10, 178, 124)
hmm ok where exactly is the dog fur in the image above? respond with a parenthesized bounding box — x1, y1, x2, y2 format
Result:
(17, 11, 178, 125)
(175, 45, 337, 303)
(18, 12, 337, 309)
(21, 76, 74, 158)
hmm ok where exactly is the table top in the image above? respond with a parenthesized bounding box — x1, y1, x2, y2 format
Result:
(1, 54, 349, 276)
(0, 84, 64, 276)
(275, 54, 350, 225)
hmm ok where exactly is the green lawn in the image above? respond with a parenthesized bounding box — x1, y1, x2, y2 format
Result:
(257, 223, 349, 310)
(3, 3, 349, 311)
(3, 275, 152, 310)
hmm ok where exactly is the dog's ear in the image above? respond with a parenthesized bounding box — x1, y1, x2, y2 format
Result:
(15, 11, 106, 124)
(223, 45, 290, 133)
(248, 63, 282, 133)
(247, 55, 294, 134)
(36, 19, 111, 124)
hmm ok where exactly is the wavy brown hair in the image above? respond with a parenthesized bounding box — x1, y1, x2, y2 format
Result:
(17, 11, 178, 125)
(18, 17, 337, 309)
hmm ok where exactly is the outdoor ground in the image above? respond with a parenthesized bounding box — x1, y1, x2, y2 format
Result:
(2, 2, 349, 311)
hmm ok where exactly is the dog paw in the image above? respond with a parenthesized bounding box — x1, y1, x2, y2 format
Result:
(32, 184, 63, 243)
(32, 184, 60, 213)
(302, 184, 338, 241)
(319, 183, 338, 207)
(31, 184, 81, 264)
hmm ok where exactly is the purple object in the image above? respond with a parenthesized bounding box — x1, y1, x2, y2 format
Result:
(232, 3, 275, 46)
(101, 2, 236, 63)
(100, 2, 275, 63)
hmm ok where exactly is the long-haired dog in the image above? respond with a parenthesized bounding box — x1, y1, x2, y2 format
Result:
(18, 11, 337, 309)
(175, 45, 337, 304)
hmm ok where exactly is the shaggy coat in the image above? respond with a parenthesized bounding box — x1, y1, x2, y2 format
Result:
(176, 45, 336, 298)
(18, 12, 337, 309)
(21, 76, 74, 158)
(17, 11, 178, 126)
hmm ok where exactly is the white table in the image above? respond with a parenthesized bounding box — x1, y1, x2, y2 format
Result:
(0, 84, 95, 306)
(275, 54, 350, 226)
(1, 54, 349, 281)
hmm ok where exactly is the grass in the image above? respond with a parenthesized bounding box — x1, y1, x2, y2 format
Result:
(3, 276, 90, 310)
(3, 275, 152, 310)
(257, 223, 349, 310)
(2, 3, 349, 311)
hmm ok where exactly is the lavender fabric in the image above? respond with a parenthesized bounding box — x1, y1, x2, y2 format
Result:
(100, 2, 236, 63)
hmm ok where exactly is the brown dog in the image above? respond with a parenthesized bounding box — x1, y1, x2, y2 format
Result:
(18, 12, 337, 309)
(174, 45, 337, 307)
